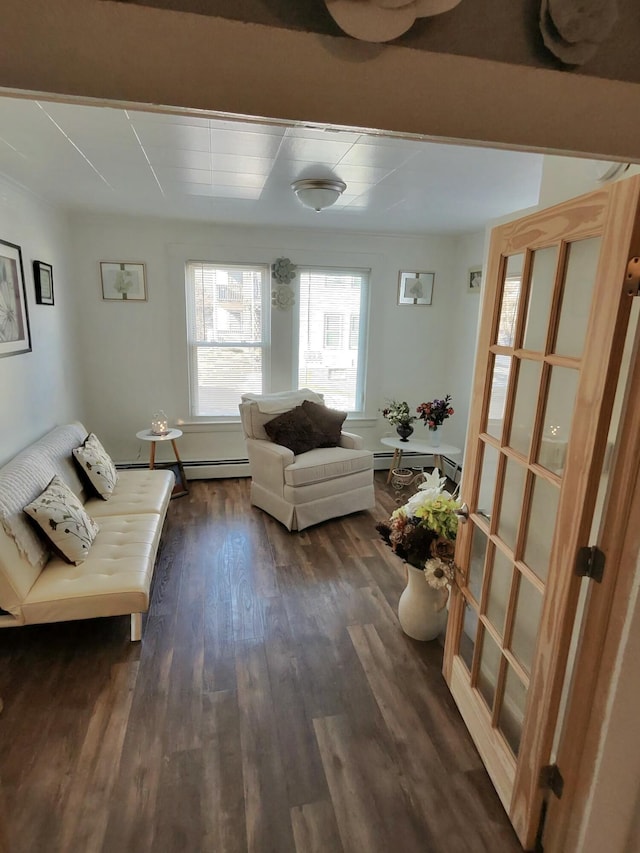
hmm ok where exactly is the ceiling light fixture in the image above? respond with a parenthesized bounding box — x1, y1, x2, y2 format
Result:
(291, 178, 347, 212)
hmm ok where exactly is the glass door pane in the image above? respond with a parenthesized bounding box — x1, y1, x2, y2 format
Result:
(477, 629, 503, 712)
(498, 666, 528, 757)
(554, 237, 601, 358)
(485, 548, 514, 637)
(509, 359, 542, 457)
(496, 254, 525, 347)
(510, 575, 544, 676)
(537, 366, 579, 476)
(477, 442, 499, 522)
(523, 247, 557, 351)
(522, 475, 560, 583)
(486, 355, 511, 439)
(497, 459, 527, 553)
(467, 526, 489, 604)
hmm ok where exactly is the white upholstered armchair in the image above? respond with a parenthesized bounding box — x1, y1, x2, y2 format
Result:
(239, 390, 375, 531)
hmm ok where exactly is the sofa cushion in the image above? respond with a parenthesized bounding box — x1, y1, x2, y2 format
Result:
(301, 400, 347, 446)
(0, 422, 88, 571)
(73, 432, 118, 499)
(284, 446, 373, 487)
(24, 475, 100, 565)
(264, 406, 325, 455)
(85, 469, 175, 518)
(20, 513, 161, 625)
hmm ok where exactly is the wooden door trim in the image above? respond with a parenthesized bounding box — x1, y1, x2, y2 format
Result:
(544, 307, 640, 850)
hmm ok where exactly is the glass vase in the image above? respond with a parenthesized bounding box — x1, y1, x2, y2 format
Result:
(396, 424, 414, 442)
(429, 426, 441, 447)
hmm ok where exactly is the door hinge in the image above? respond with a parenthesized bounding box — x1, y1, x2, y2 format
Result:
(539, 764, 564, 799)
(626, 256, 640, 295)
(575, 545, 605, 583)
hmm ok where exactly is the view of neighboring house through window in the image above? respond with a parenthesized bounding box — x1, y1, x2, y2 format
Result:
(298, 267, 369, 412)
(185, 261, 268, 416)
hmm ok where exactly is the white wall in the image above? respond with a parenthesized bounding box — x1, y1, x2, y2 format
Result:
(0, 178, 81, 465)
(69, 213, 478, 467)
(446, 230, 485, 454)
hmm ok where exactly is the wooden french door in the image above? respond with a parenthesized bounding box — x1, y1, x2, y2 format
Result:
(443, 175, 640, 850)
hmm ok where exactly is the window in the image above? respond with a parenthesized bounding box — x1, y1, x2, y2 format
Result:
(297, 267, 369, 412)
(323, 313, 343, 349)
(185, 261, 268, 416)
(349, 314, 359, 349)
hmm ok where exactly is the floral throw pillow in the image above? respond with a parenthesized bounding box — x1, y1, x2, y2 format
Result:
(73, 433, 118, 499)
(24, 475, 100, 565)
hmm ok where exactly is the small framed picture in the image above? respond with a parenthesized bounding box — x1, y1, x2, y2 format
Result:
(0, 239, 31, 359)
(468, 267, 483, 293)
(33, 260, 54, 305)
(397, 271, 435, 306)
(159, 461, 189, 499)
(100, 262, 147, 301)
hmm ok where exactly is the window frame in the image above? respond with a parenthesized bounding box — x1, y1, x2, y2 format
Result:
(185, 259, 270, 419)
(294, 265, 370, 414)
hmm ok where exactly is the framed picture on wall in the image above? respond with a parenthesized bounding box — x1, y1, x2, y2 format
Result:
(100, 262, 147, 301)
(0, 239, 31, 359)
(397, 270, 435, 306)
(33, 260, 54, 305)
(468, 266, 483, 293)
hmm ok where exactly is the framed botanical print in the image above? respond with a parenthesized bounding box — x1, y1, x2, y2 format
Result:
(100, 262, 147, 301)
(0, 239, 31, 358)
(398, 270, 435, 306)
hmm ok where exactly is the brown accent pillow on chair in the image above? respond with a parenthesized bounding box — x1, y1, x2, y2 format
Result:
(301, 400, 347, 447)
(264, 406, 325, 455)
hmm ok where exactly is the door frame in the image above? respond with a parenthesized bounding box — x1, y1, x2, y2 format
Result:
(543, 296, 640, 851)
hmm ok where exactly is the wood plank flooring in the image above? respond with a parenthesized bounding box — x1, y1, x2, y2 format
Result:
(0, 475, 522, 853)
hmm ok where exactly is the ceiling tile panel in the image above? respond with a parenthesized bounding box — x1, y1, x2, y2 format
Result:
(277, 136, 354, 164)
(209, 130, 283, 158)
(129, 121, 210, 152)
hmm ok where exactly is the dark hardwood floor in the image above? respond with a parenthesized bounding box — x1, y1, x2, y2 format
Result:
(0, 474, 522, 853)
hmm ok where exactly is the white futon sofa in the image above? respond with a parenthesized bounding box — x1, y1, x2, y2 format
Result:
(0, 423, 174, 641)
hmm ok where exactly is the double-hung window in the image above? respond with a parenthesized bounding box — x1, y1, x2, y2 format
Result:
(185, 261, 269, 416)
(297, 267, 369, 412)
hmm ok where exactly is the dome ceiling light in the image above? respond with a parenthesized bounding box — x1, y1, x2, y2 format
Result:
(291, 178, 347, 212)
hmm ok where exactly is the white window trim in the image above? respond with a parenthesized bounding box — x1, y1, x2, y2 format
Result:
(185, 259, 271, 419)
(294, 265, 370, 414)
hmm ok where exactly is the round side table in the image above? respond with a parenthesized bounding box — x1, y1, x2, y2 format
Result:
(380, 436, 461, 484)
(136, 427, 184, 471)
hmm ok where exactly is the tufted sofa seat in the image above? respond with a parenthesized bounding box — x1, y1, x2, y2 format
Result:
(0, 423, 174, 641)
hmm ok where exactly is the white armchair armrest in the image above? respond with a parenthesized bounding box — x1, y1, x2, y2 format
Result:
(245, 438, 294, 497)
(339, 431, 364, 450)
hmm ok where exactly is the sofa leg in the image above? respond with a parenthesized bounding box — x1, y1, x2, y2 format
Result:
(130, 612, 143, 641)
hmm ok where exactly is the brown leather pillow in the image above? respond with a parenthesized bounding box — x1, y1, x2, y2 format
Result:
(301, 400, 347, 447)
(264, 406, 324, 455)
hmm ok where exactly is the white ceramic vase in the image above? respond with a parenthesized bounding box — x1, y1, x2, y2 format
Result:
(429, 426, 441, 447)
(397, 564, 448, 641)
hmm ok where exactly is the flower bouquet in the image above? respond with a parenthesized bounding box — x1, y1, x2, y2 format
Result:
(376, 469, 461, 603)
(380, 400, 415, 427)
(416, 394, 454, 431)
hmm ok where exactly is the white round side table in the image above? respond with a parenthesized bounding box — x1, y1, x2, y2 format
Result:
(380, 435, 461, 484)
(136, 427, 184, 471)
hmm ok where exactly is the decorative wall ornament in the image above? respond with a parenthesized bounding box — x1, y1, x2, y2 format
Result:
(271, 257, 297, 311)
(0, 239, 31, 358)
(539, 0, 619, 66)
(324, 0, 463, 43)
(272, 257, 297, 284)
